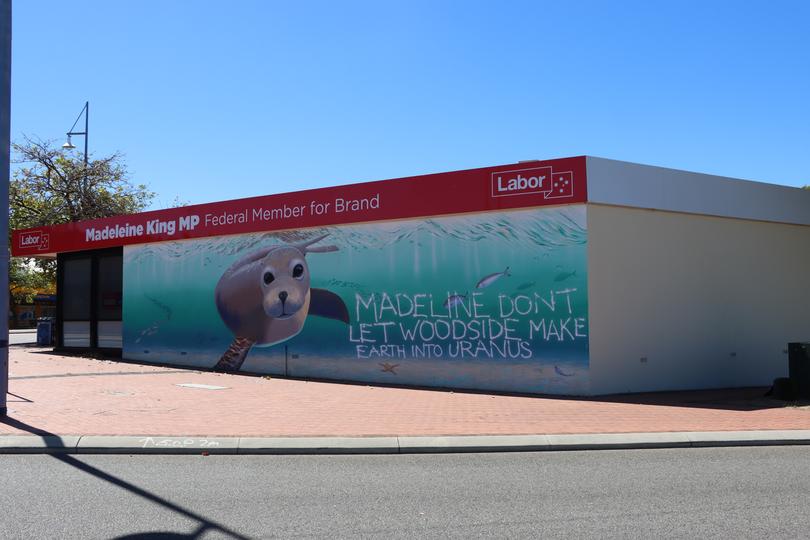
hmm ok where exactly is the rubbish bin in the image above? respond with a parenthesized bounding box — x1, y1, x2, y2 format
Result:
(36, 317, 53, 346)
(788, 342, 810, 399)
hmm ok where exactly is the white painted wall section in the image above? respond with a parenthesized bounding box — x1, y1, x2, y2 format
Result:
(587, 205, 810, 395)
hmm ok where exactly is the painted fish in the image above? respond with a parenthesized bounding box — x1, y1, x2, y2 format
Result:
(144, 293, 173, 320)
(516, 281, 536, 291)
(134, 322, 159, 344)
(553, 270, 576, 282)
(554, 365, 575, 377)
(327, 278, 364, 289)
(443, 293, 467, 309)
(476, 267, 511, 289)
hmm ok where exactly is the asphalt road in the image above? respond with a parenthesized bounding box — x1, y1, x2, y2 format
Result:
(1, 447, 809, 539)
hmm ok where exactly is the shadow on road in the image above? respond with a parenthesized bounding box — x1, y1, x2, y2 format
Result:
(0, 415, 251, 540)
(112, 528, 207, 539)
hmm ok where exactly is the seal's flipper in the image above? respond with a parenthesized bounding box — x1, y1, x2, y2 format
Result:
(214, 336, 255, 371)
(309, 288, 350, 324)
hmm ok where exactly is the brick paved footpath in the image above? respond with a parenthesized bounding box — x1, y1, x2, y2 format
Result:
(2, 346, 809, 438)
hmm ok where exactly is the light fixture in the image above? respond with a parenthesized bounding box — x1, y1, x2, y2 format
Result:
(63, 101, 89, 167)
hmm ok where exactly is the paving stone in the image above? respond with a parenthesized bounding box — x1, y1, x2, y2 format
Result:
(3, 347, 810, 439)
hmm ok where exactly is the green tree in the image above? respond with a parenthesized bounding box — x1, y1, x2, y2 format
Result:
(9, 137, 155, 304)
(9, 258, 54, 305)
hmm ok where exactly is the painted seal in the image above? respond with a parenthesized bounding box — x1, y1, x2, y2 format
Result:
(213, 234, 349, 371)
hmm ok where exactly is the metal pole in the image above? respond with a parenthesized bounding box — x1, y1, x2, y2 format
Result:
(82, 101, 88, 200)
(0, 0, 12, 416)
(83, 101, 88, 168)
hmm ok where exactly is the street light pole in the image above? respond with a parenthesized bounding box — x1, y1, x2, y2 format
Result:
(63, 101, 89, 198)
(0, 0, 12, 416)
(63, 101, 89, 167)
(84, 101, 87, 168)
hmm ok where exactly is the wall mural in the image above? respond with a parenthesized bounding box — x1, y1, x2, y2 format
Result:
(123, 205, 589, 394)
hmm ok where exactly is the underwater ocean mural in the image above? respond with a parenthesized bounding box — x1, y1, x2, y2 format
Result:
(123, 205, 589, 394)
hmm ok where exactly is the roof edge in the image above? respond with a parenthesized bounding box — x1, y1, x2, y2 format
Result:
(586, 157, 810, 227)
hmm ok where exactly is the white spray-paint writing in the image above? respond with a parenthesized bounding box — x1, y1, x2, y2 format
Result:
(349, 289, 587, 361)
(138, 437, 222, 449)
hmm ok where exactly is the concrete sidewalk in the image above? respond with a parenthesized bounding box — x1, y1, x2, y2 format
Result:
(2, 346, 810, 454)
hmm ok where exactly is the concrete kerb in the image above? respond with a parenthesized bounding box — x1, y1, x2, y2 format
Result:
(0, 435, 82, 454)
(77, 436, 240, 455)
(399, 435, 551, 453)
(685, 430, 810, 447)
(1, 431, 810, 454)
(238, 436, 399, 454)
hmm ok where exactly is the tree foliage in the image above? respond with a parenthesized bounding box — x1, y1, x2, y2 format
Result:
(11, 136, 154, 228)
(9, 259, 54, 304)
(9, 137, 155, 304)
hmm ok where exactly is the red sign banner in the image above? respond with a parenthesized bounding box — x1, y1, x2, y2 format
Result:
(12, 157, 586, 256)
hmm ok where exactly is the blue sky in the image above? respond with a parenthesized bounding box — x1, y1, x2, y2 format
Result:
(11, 1, 810, 208)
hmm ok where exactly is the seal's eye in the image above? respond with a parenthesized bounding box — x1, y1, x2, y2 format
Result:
(292, 264, 304, 279)
(263, 272, 275, 285)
